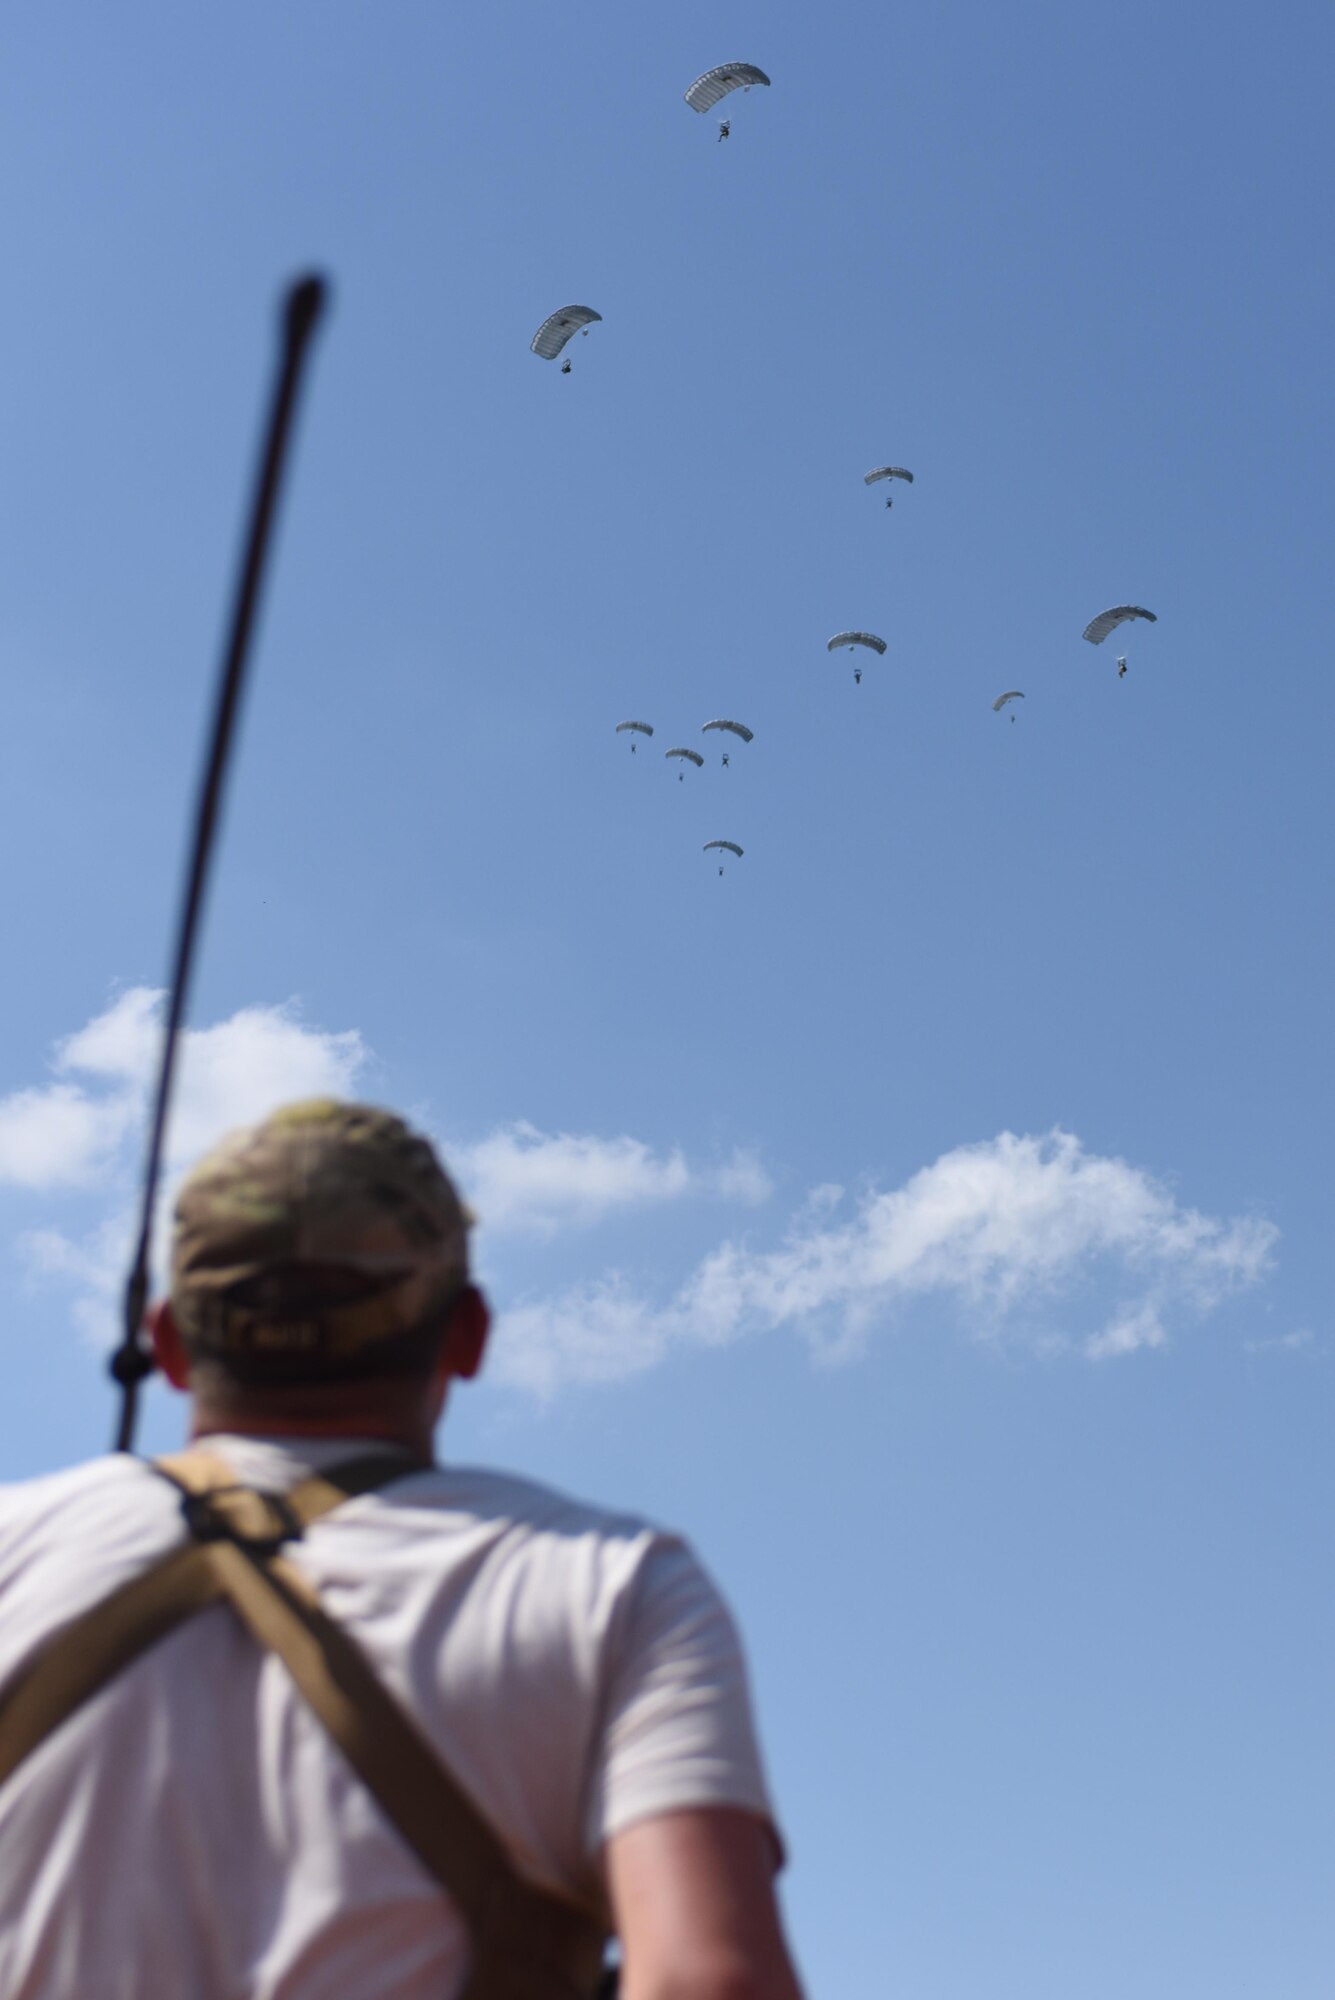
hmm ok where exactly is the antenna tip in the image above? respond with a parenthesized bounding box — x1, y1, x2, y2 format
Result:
(284, 272, 330, 345)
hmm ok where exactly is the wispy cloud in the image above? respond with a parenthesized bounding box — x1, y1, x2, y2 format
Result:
(1243, 1327, 1318, 1356)
(452, 1123, 771, 1235)
(491, 1131, 1277, 1396)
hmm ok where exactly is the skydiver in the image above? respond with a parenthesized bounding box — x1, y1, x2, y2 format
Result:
(884, 498, 894, 509)
(561, 359, 572, 375)
(722, 753, 730, 768)
(718, 119, 730, 141)
(1117, 656, 1127, 678)
(854, 668, 863, 685)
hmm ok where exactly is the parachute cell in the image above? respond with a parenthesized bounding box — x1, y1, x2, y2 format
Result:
(1083, 606, 1157, 645)
(531, 307, 602, 361)
(827, 632, 887, 655)
(992, 691, 1024, 711)
(684, 64, 770, 112)
(864, 467, 914, 487)
(702, 720, 754, 743)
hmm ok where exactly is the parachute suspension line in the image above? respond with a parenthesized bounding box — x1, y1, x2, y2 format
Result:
(109, 275, 329, 1456)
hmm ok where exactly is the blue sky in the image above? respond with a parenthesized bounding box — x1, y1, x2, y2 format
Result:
(0, 2, 1331, 1992)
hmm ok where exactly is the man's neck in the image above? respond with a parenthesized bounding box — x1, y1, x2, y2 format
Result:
(190, 1407, 436, 1463)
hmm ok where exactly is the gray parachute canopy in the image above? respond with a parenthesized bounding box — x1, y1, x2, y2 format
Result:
(702, 719, 754, 743)
(615, 721, 654, 737)
(1083, 606, 1157, 645)
(827, 631, 887, 655)
(864, 466, 914, 487)
(704, 841, 744, 859)
(666, 747, 704, 768)
(684, 63, 770, 112)
(531, 307, 602, 361)
(992, 691, 1024, 712)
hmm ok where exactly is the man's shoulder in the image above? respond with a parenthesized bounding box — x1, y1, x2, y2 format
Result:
(0, 1453, 164, 1539)
(422, 1460, 670, 1548)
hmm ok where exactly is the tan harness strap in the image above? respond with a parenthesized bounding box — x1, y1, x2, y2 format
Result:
(0, 1447, 608, 2000)
(0, 1541, 223, 1788)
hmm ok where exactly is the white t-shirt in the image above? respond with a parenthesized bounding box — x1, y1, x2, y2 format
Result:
(0, 1437, 778, 2000)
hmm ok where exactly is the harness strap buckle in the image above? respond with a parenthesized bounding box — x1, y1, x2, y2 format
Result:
(179, 1485, 304, 1558)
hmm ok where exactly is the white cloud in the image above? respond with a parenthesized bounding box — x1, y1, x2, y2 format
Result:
(8, 989, 372, 1347)
(0, 987, 370, 1195)
(158, 1005, 368, 1165)
(7, 1003, 1279, 1396)
(1243, 1327, 1317, 1356)
(452, 1124, 691, 1234)
(491, 1130, 1277, 1396)
(23, 1213, 137, 1350)
(8, 993, 770, 1348)
(496, 1278, 676, 1398)
(0, 1083, 136, 1189)
(1085, 1302, 1167, 1361)
(56, 985, 161, 1082)
(447, 1125, 771, 1236)
(710, 1149, 774, 1208)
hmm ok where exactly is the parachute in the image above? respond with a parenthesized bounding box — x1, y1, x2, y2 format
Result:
(992, 691, 1024, 712)
(531, 307, 602, 361)
(666, 747, 704, 767)
(827, 631, 887, 655)
(1083, 606, 1157, 645)
(684, 64, 770, 112)
(615, 721, 654, 737)
(829, 631, 885, 684)
(863, 467, 914, 487)
(702, 720, 754, 743)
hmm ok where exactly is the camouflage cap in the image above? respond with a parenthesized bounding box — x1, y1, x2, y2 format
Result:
(171, 1099, 473, 1369)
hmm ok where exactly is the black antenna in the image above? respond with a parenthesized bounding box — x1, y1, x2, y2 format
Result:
(109, 274, 329, 1453)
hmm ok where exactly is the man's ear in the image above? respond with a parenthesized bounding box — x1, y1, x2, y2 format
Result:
(441, 1284, 491, 1381)
(147, 1300, 191, 1391)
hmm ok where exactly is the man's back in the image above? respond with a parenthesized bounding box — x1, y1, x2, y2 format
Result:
(0, 1437, 774, 2000)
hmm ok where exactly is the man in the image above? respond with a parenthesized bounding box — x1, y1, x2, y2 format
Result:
(0, 1100, 802, 2000)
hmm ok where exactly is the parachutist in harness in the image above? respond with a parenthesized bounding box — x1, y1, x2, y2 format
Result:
(884, 498, 893, 509)
(854, 667, 863, 685)
(718, 119, 730, 141)
(561, 360, 572, 375)
(1117, 656, 1128, 678)
(721, 753, 730, 768)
